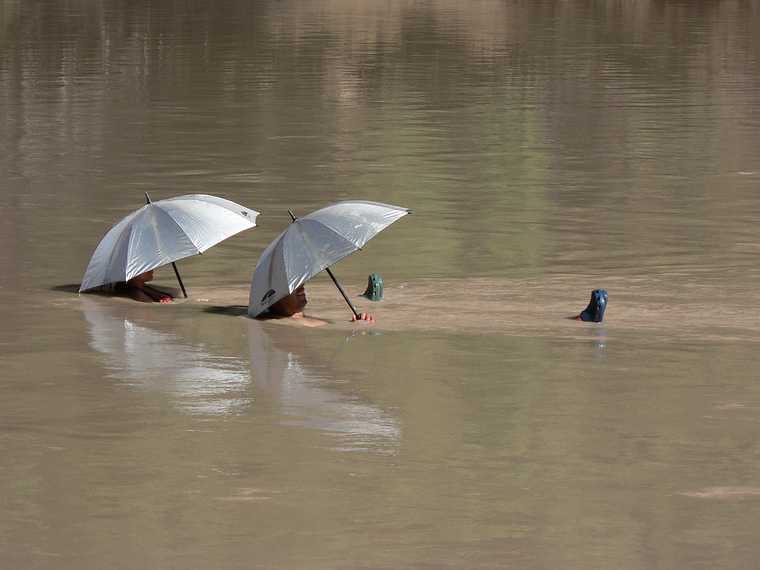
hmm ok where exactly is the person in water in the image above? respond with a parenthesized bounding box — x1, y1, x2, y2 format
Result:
(266, 285, 374, 324)
(115, 270, 173, 303)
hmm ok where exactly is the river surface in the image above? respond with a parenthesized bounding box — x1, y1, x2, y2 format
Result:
(2, 1, 760, 568)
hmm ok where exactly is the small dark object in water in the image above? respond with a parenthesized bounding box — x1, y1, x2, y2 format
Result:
(361, 273, 384, 301)
(577, 289, 608, 322)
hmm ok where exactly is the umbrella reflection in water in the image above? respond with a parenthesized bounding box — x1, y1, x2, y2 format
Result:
(82, 298, 251, 416)
(246, 320, 400, 453)
(82, 298, 399, 450)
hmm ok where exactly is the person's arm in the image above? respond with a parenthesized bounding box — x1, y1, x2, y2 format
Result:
(143, 284, 173, 303)
(129, 287, 157, 303)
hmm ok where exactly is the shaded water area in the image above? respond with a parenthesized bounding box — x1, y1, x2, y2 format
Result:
(2, 1, 760, 568)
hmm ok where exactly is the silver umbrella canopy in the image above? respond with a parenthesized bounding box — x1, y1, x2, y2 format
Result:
(247, 200, 410, 318)
(80, 194, 259, 295)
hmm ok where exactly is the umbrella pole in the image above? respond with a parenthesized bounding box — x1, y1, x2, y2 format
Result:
(325, 267, 361, 320)
(171, 262, 189, 298)
(146, 192, 188, 299)
(288, 210, 360, 319)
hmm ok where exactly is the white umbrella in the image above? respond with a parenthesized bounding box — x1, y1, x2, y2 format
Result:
(80, 193, 259, 296)
(247, 200, 410, 318)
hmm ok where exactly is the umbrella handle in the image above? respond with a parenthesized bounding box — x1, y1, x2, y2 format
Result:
(171, 262, 188, 298)
(325, 267, 360, 320)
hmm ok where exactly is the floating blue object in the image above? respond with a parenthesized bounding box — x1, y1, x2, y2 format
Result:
(579, 289, 608, 322)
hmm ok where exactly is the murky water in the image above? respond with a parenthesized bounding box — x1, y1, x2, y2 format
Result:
(2, 1, 760, 568)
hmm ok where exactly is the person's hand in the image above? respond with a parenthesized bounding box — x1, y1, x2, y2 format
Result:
(159, 296, 172, 304)
(351, 312, 375, 324)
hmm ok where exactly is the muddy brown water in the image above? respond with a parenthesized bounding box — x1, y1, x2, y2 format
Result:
(2, 1, 760, 568)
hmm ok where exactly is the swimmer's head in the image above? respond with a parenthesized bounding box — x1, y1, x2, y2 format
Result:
(269, 285, 307, 317)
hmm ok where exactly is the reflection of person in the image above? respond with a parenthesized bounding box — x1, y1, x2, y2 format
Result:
(117, 270, 173, 303)
(81, 297, 249, 416)
(263, 285, 374, 325)
(246, 319, 399, 448)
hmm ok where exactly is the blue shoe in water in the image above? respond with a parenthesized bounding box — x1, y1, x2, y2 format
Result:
(577, 289, 608, 322)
